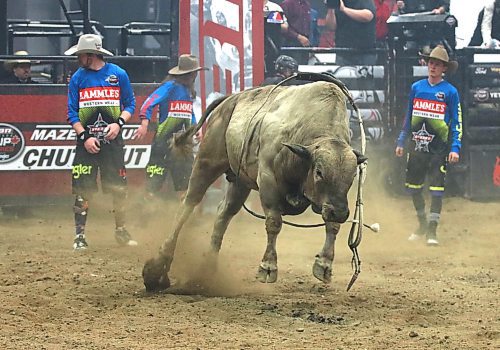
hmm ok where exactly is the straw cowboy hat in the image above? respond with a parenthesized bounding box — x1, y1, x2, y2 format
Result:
(168, 54, 208, 75)
(3, 51, 40, 71)
(420, 46, 458, 74)
(64, 34, 113, 56)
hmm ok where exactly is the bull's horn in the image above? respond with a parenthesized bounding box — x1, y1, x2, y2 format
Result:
(353, 149, 368, 165)
(282, 143, 311, 160)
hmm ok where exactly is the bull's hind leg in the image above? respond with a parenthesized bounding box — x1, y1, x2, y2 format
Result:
(143, 154, 230, 292)
(313, 222, 340, 283)
(207, 181, 251, 271)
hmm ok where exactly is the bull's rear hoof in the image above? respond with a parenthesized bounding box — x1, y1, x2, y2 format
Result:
(312, 258, 332, 283)
(142, 257, 170, 292)
(256, 264, 278, 283)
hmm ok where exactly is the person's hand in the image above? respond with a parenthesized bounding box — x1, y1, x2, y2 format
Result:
(104, 123, 121, 141)
(431, 8, 441, 14)
(194, 130, 203, 144)
(133, 123, 148, 141)
(297, 34, 310, 47)
(84, 137, 101, 154)
(448, 152, 459, 163)
(395, 146, 404, 157)
(339, 0, 345, 12)
(397, 1, 405, 10)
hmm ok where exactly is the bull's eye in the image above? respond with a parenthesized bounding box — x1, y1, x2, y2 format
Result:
(315, 169, 323, 180)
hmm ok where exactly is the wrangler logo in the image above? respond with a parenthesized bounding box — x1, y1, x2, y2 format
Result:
(146, 165, 165, 177)
(72, 164, 92, 179)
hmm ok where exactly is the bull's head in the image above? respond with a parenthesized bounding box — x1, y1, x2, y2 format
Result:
(283, 141, 366, 223)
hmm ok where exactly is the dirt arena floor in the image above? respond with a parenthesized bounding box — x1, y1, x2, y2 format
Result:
(0, 179, 498, 349)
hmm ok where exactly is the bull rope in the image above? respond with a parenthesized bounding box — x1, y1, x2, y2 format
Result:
(239, 72, 368, 291)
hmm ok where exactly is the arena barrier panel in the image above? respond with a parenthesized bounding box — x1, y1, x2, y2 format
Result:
(0, 83, 158, 207)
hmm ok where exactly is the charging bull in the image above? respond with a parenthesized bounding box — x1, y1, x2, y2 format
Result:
(143, 76, 366, 292)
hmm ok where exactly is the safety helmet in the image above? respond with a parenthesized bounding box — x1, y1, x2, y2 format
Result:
(275, 55, 298, 75)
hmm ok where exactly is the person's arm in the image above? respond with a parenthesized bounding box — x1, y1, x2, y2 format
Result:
(133, 83, 172, 140)
(280, 14, 289, 33)
(395, 1, 405, 14)
(448, 90, 462, 163)
(395, 85, 416, 156)
(325, 8, 337, 31)
(281, 1, 309, 45)
(106, 70, 135, 141)
(119, 70, 135, 122)
(481, 0, 495, 46)
(340, 0, 374, 23)
(67, 76, 80, 126)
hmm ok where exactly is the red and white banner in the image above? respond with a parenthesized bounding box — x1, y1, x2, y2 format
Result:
(179, 0, 264, 112)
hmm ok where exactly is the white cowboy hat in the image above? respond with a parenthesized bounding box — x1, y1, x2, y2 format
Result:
(419, 46, 458, 74)
(168, 54, 208, 75)
(3, 51, 40, 70)
(64, 34, 113, 56)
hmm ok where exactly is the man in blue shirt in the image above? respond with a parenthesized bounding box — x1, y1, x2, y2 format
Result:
(134, 54, 207, 204)
(65, 34, 137, 250)
(395, 46, 462, 246)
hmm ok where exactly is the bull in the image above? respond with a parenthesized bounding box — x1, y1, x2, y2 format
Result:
(142, 75, 367, 292)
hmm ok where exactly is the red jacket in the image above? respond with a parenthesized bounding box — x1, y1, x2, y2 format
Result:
(375, 0, 392, 41)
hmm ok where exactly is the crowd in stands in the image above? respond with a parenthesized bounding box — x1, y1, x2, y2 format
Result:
(263, 0, 500, 77)
(1, 1, 499, 82)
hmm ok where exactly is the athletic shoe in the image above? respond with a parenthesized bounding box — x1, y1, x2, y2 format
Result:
(426, 221, 439, 246)
(426, 237, 439, 246)
(408, 233, 423, 241)
(115, 228, 138, 246)
(73, 234, 88, 251)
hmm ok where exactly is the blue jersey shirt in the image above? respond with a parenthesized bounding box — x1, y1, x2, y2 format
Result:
(67, 63, 136, 130)
(397, 78, 462, 154)
(139, 80, 196, 141)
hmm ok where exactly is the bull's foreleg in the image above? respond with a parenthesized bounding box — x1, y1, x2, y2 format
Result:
(142, 203, 195, 292)
(257, 210, 282, 283)
(208, 182, 251, 269)
(256, 171, 282, 283)
(313, 222, 341, 283)
(142, 156, 229, 292)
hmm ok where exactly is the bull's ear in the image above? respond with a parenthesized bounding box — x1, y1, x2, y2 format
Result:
(353, 149, 368, 165)
(282, 143, 311, 160)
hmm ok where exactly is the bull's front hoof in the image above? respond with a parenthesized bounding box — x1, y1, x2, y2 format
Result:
(312, 256, 332, 283)
(142, 257, 170, 292)
(256, 263, 278, 283)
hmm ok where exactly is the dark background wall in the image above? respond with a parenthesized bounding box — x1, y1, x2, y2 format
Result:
(6, 0, 172, 55)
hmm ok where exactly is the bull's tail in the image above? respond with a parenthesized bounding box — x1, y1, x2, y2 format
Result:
(170, 95, 230, 156)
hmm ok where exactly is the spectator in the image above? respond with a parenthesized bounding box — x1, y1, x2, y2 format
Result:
(261, 54, 299, 85)
(1, 51, 39, 84)
(264, 0, 289, 77)
(134, 54, 207, 205)
(325, 0, 377, 65)
(1, 50, 40, 218)
(469, 0, 500, 48)
(375, 0, 392, 46)
(394, 0, 448, 15)
(310, 8, 321, 46)
(281, 0, 312, 64)
(65, 34, 137, 250)
(395, 46, 461, 246)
